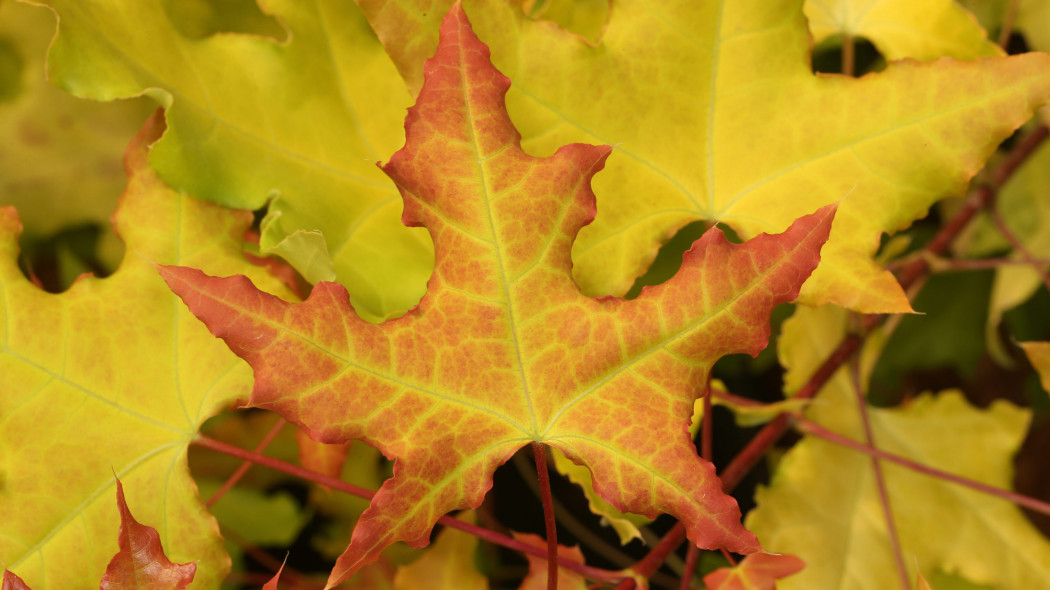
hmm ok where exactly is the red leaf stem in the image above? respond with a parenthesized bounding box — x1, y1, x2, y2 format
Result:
(191, 435, 626, 584)
(987, 202, 1050, 291)
(613, 523, 687, 590)
(679, 545, 701, 590)
(533, 443, 559, 590)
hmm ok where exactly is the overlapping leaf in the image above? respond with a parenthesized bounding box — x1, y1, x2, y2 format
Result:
(28, 0, 430, 321)
(0, 112, 295, 587)
(161, 5, 838, 586)
(359, 0, 1050, 312)
(702, 552, 806, 590)
(958, 0, 1050, 52)
(515, 534, 588, 590)
(0, 1, 153, 263)
(1022, 341, 1050, 396)
(749, 304, 1050, 588)
(392, 513, 486, 590)
(100, 479, 196, 590)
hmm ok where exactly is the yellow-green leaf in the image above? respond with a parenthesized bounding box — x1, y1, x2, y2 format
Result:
(0, 112, 295, 587)
(549, 447, 650, 545)
(31, 0, 431, 321)
(0, 1, 153, 265)
(1021, 341, 1050, 396)
(747, 390, 1050, 588)
(359, 0, 1050, 312)
(393, 512, 487, 590)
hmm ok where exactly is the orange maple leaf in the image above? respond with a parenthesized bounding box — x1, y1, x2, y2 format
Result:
(161, 4, 836, 587)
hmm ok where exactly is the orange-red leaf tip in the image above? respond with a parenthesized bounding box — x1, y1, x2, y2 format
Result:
(2, 569, 32, 590)
(703, 552, 806, 590)
(100, 478, 196, 590)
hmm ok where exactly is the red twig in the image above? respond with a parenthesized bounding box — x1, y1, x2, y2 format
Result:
(719, 334, 863, 492)
(679, 545, 701, 590)
(613, 523, 687, 590)
(207, 416, 286, 507)
(848, 360, 909, 590)
(533, 442, 559, 590)
(987, 203, 1050, 291)
(192, 435, 626, 584)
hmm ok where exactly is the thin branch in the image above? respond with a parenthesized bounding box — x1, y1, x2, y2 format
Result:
(679, 546, 700, 590)
(207, 416, 286, 508)
(794, 416, 1050, 517)
(719, 334, 863, 492)
(614, 523, 687, 590)
(896, 126, 1048, 293)
(849, 359, 909, 590)
(533, 443, 559, 590)
(998, 0, 1021, 48)
(900, 253, 1050, 273)
(192, 435, 626, 584)
(718, 548, 737, 567)
(987, 203, 1050, 291)
(842, 33, 856, 76)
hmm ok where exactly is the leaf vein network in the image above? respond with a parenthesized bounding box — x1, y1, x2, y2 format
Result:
(542, 224, 824, 434)
(717, 80, 1035, 216)
(7, 441, 185, 571)
(3, 350, 189, 436)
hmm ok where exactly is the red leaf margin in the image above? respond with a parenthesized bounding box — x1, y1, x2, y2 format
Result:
(100, 479, 196, 590)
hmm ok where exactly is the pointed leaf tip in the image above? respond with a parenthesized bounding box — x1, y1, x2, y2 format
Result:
(703, 552, 806, 590)
(2, 570, 32, 590)
(100, 479, 196, 590)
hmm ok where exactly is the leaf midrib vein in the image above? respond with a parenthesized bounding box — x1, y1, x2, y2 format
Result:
(456, 33, 539, 436)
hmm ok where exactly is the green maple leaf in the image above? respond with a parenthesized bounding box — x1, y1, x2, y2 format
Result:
(0, 112, 296, 587)
(358, 0, 1050, 313)
(26, 0, 430, 321)
(161, 6, 837, 586)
